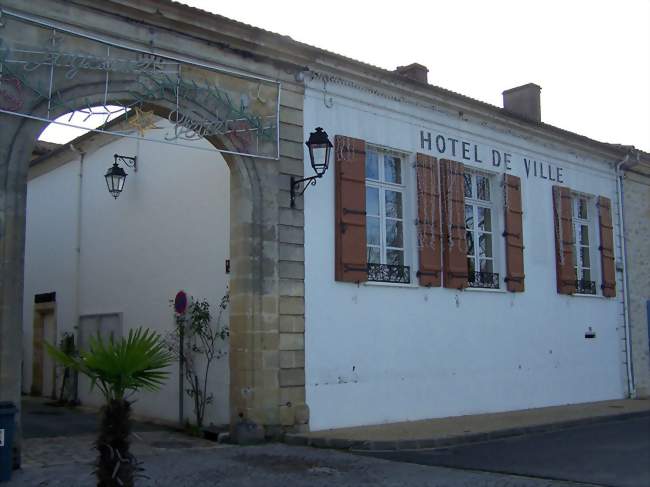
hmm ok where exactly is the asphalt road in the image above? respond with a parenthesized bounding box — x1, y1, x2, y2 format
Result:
(359, 416, 650, 487)
(9, 443, 601, 487)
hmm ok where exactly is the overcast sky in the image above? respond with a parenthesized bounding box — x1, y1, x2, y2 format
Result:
(41, 0, 649, 152)
(179, 0, 650, 152)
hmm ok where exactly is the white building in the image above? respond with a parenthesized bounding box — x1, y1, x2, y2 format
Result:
(23, 117, 231, 426)
(22, 69, 645, 433)
(303, 74, 632, 430)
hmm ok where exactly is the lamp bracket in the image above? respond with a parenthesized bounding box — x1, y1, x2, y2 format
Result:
(290, 174, 322, 208)
(114, 154, 137, 172)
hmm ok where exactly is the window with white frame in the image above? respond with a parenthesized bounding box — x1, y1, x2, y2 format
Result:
(571, 194, 597, 295)
(365, 148, 410, 284)
(464, 170, 500, 289)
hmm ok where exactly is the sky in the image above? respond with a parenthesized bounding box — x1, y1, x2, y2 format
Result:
(41, 0, 650, 152)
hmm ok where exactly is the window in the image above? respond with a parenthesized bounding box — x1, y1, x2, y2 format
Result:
(78, 313, 122, 351)
(464, 171, 499, 289)
(571, 194, 597, 295)
(365, 148, 410, 283)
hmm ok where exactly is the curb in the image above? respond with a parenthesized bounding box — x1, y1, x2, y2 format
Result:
(285, 409, 650, 452)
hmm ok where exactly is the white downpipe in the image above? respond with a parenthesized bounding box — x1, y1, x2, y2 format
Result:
(615, 153, 635, 398)
(69, 143, 85, 343)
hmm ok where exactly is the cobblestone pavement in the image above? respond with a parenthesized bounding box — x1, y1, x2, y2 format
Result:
(21, 430, 226, 468)
(9, 443, 600, 486)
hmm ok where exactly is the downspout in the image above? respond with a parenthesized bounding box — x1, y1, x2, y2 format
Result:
(69, 143, 85, 401)
(615, 151, 635, 398)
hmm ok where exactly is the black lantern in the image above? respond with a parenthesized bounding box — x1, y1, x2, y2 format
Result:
(290, 127, 333, 207)
(306, 127, 332, 177)
(105, 154, 136, 199)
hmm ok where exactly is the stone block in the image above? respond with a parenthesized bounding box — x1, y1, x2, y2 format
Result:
(279, 296, 304, 315)
(279, 333, 304, 351)
(279, 123, 304, 144)
(280, 350, 305, 369)
(279, 140, 304, 159)
(279, 90, 303, 110)
(278, 189, 304, 210)
(280, 106, 303, 126)
(279, 368, 305, 387)
(263, 350, 279, 369)
(254, 386, 280, 408)
(280, 405, 295, 426)
(279, 315, 305, 333)
(280, 157, 304, 176)
(294, 404, 310, 424)
(279, 261, 304, 280)
(279, 244, 304, 262)
(279, 207, 304, 227)
(280, 386, 305, 406)
(279, 225, 304, 245)
(279, 279, 304, 297)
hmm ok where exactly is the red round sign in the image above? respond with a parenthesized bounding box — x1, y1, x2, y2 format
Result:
(174, 290, 188, 314)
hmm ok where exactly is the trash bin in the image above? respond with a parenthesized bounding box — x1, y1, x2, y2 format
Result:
(0, 402, 17, 482)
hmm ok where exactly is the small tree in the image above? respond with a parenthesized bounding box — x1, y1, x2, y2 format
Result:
(56, 332, 78, 405)
(167, 293, 229, 429)
(46, 327, 173, 487)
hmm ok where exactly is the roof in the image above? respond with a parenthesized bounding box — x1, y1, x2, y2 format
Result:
(148, 1, 649, 161)
(26, 0, 650, 164)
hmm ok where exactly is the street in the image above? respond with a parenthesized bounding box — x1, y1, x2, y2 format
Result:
(9, 443, 602, 487)
(8, 416, 649, 486)
(358, 416, 650, 487)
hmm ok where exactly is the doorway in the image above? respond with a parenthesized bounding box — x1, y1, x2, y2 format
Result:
(31, 298, 57, 399)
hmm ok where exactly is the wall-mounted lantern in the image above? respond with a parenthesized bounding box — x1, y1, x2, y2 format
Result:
(290, 127, 333, 208)
(105, 154, 137, 199)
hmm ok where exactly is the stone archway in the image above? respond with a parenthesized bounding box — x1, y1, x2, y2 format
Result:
(0, 0, 309, 465)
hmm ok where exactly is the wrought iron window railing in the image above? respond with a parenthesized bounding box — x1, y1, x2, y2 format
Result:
(467, 271, 500, 289)
(575, 279, 597, 295)
(367, 263, 411, 284)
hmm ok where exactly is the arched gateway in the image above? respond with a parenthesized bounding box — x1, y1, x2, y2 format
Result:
(0, 0, 309, 461)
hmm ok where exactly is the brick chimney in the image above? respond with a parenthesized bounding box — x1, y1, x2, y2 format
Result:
(502, 83, 541, 122)
(395, 63, 429, 84)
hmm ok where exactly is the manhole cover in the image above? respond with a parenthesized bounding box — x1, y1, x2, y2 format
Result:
(150, 440, 193, 449)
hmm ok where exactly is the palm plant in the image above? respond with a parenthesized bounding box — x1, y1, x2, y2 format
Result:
(46, 327, 174, 487)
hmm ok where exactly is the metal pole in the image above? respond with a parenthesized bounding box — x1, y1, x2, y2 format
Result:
(178, 315, 184, 426)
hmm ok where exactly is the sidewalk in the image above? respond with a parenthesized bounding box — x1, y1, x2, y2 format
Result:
(286, 399, 650, 451)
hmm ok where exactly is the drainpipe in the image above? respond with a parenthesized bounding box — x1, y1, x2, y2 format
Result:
(69, 143, 85, 402)
(615, 151, 635, 398)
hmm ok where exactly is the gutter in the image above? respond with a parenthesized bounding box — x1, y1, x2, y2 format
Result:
(615, 150, 637, 398)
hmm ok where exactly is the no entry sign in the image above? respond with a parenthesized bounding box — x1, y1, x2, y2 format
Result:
(174, 290, 188, 315)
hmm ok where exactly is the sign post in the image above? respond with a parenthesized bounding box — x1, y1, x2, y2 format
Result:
(174, 290, 188, 426)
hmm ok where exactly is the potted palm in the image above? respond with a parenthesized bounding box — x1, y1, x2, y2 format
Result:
(46, 327, 173, 487)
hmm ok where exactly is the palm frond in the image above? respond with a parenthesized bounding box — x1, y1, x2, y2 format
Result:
(47, 326, 174, 402)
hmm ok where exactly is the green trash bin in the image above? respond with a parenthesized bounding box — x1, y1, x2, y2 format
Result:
(0, 402, 17, 482)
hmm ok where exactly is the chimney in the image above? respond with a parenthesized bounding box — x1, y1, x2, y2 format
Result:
(395, 63, 428, 84)
(502, 83, 541, 122)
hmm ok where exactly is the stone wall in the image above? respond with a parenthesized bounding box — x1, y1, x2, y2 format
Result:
(623, 171, 650, 398)
(0, 0, 309, 455)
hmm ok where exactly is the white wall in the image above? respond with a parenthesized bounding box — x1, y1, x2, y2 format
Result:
(23, 119, 231, 426)
(23, 160, 80, 396)
(304, 80, 627, 431)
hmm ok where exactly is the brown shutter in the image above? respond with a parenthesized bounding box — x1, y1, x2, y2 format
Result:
(552, 185, 576, 295)
(597, 196, 616, 297)
(415, 153, 442, 287)
(440, 159, 468, 289)
(334, 135, 367, 282)
(504, 174, 525, 292)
